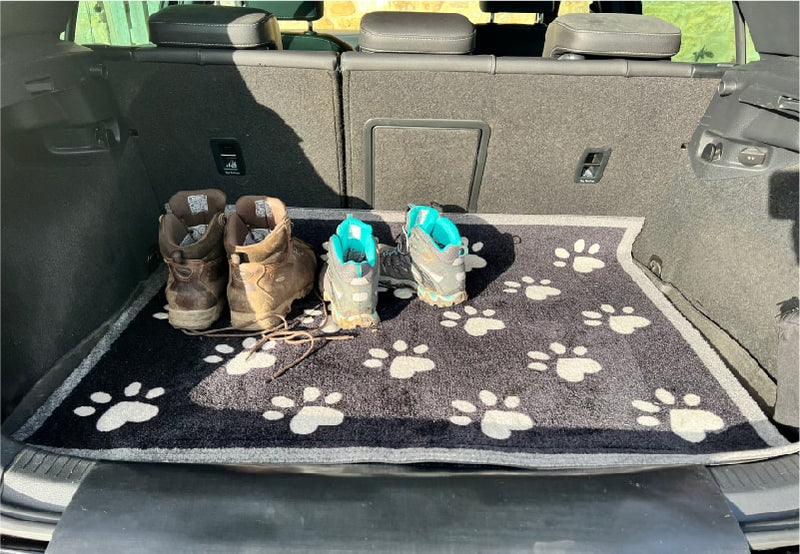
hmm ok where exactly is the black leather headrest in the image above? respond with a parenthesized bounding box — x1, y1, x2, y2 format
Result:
(245, 1, 323, 22)
(543, 13, 681, 60)
(148, 5, 282, 49)
(359, 12, 475, 54)
(479, 1, 560, 14)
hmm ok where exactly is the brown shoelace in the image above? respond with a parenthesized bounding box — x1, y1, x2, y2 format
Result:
(183, 295, 353, 382)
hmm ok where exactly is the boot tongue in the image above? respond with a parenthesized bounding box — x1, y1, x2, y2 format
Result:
(234, 195, 287, 229)
(168, 189, 227, 227)
(230, 196, 290, 255)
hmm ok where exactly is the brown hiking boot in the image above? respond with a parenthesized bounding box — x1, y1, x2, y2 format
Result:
(158, 189, 228, 330)
(224, 196, 317, 330)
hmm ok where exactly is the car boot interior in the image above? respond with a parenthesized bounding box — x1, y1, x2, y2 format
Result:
(0, 0, 798, 550)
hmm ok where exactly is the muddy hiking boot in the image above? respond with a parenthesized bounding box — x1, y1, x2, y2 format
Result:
(322, 214, 380, 329)
(224, 195, 316, 331)
(380, 204, 468, 308)
(158, 189, 228, 330)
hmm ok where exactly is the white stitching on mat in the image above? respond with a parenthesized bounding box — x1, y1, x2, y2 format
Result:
(30, 443, 800, 468)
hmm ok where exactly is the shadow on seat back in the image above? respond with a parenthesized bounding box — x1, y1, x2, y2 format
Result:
(244, 1, 353, 53)
(474, 1, 560, 56)
(94, 5, 345, 208)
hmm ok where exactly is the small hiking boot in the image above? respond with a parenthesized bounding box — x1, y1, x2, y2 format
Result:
(322, 215, 380, 328)
(224, 196, 316, 331)
(158, 189, 228, 330)
(385, 204, 467, 308)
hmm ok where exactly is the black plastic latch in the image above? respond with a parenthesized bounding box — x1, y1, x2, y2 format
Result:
(574, 148, 611, 184)
(211, 139, 245, 176)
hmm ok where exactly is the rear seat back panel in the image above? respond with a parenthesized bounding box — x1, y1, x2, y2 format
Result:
(364, 118, 490, 211)
(100, 49, 344, 208)
(480, 73, 720, 215)
(343, 57, 494, 210)
(94, 5, 344, 208)
(342, 51, 722, 214)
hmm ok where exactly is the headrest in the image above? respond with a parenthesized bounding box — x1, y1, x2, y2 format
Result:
(543, 13, 681, 60)
(245, 1, 323, 22)
(148, 5, 282, 49)
(359, 12, 475, 54)
(479, 1, 560, 14)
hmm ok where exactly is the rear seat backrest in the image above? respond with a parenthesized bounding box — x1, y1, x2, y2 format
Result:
(543, 13, 681, 60)
(341, 11, 721, 214)
(358, 11, 476, 54)
(96, 5, 344, 208)
(148, 4, 282, 49)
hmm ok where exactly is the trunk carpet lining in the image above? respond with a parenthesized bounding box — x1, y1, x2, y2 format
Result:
(15, 212, 790, 468)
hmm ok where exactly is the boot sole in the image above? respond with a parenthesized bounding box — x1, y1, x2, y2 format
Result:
(168, 303, 224, 330)
(378, 276, 416, 289)
(230, 282, 315, 331)
(416, 286, 468, 308)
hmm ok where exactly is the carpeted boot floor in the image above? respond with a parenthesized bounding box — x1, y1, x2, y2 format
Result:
(14, 211, 789, 468)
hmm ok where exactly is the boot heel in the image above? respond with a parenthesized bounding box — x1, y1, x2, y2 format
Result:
(416, 286, 468, 308)
(168, 303, 224, 330)
(330, 309, 380, 329)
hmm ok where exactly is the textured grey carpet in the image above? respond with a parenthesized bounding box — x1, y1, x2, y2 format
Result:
(15, 212, 789, 469)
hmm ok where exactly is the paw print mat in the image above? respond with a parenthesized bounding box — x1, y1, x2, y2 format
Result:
(15, 211, 791, 469)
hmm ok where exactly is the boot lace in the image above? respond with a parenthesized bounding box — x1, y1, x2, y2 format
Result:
(183, 292, 353, 382)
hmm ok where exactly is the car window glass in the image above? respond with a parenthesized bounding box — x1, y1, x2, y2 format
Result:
(272, 1, 593, 31)
(73, 1, 162, 46)
(68, 0, 760, 64)
(69, 0, 595, 40)
(642, 1, 759, 63)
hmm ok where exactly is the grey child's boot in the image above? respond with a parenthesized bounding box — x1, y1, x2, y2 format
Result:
(380, 205, 467, 308)
(322, 214, 380, 328)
